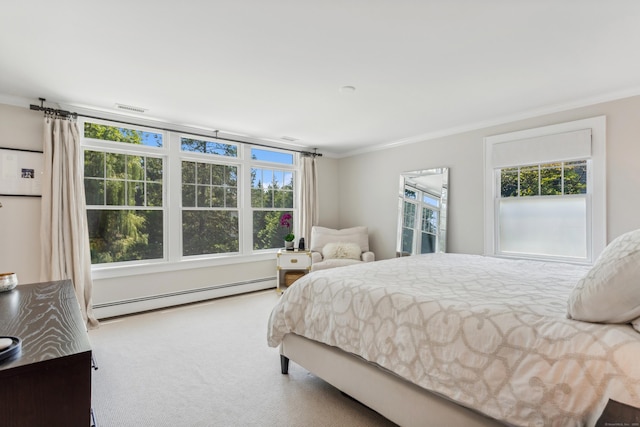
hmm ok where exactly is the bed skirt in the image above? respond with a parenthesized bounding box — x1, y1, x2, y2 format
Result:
(280, 333, 504, 427)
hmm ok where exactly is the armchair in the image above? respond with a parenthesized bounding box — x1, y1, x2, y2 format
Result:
(310, 226, 375, 271)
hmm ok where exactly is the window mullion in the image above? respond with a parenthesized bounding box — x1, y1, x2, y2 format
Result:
(167, 131, 182, 263)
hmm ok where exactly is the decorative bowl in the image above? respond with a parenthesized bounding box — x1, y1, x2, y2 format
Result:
(0, 273, 18, 292)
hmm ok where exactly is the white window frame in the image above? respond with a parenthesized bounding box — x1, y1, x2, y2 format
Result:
(80, 118, 300, 279)
(401, 185, 441, 255)
(483, 116, 606, 264)
(247, 155, 298, 253)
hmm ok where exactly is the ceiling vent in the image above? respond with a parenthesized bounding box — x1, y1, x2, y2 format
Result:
(115, 103, 147, 113)
(281, 136, 299, 142)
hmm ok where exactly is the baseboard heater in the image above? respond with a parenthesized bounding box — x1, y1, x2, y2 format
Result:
(92, 276, 275, 318)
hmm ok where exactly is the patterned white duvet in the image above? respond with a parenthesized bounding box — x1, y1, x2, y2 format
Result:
(267, 253, 640, 426)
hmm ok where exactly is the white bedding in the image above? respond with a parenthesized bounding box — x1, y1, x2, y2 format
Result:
(267, 253, 640, 426)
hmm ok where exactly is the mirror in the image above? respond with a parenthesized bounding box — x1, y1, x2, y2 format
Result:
(397, 168, 449, 256)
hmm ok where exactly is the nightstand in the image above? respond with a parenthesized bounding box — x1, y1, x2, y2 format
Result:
(276, 249, 311, 293)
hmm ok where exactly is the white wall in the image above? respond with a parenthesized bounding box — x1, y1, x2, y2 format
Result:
(314, 155, 340, 230)
(3, 94, 639, 316)
(0, 103, 43, 284)
(336, 95, 640, 260)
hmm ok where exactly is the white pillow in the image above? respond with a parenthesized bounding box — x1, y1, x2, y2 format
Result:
(322, 242, 362, 260)
(567, 228, 640, 324)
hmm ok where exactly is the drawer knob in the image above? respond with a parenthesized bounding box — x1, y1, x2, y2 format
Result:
(290, 259, 298, 263)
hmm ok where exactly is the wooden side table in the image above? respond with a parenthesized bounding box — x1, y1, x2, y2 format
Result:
(276, 249, 311, 293)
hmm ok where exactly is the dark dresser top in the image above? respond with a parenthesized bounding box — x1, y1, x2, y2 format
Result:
(0, 280, 91, 371)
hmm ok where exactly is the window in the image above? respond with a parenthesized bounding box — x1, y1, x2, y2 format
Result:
(250, 150, 295, 250)
(484, 117, 606, 264)
(497, 161, 588, 259)
(400, 186, 441, 255)
(181, 160, 239, 256)
(83, 122, 165, 264)
(81, 119, 298, 267)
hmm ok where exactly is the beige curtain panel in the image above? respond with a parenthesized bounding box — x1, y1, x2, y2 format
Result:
(40, 116, 98, 328)
(300, 156, 319, 246)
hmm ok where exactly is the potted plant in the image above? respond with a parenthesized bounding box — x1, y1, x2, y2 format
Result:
(280, 213, 295, 250)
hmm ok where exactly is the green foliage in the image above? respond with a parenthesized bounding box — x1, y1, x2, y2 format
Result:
(500, 161, 587, 198)
(84, 123, 163, 264)
(84, 123, 144, 144)
(180, 138, 237, 157)
(182, 211, 239, 255)
(254, 211, 292, 249)
(84, 124, 295, 264)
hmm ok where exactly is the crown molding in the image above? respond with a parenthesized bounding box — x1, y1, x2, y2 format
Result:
(337, 87, 640, 158)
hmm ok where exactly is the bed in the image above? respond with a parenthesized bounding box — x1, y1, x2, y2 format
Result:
(267, 235, 640, 426)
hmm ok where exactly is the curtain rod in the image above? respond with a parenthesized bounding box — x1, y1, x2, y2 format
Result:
(29, 99, 322, 157)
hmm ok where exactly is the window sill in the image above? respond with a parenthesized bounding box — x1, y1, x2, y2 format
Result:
(491, 252, 592, 266)
(91, 251, 278, 280)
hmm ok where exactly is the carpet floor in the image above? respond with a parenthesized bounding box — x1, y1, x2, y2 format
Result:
(89, 289, 397, 427)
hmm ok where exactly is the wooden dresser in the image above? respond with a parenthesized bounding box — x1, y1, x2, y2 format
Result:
(0, 280, 92, 427)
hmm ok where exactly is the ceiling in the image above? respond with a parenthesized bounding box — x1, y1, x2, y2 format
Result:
(1, 1, 640, 156)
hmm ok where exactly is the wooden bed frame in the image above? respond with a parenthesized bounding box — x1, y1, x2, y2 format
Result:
(279, 333, 504, 427)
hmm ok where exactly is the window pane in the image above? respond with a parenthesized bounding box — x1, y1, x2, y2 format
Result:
(211, 187, 225, 208)
(128, 182, 144, 206)
(498, 197, 587, 259)
(182, 161, 195, 183)
(264, 188, 274, 208)
(283, 171, 293, 188)
(147, 183, 163, 207)
(273, 170, 284, 189)
(146, 157, 163, 182)
(420, 233, 436, 254)
(84, 151, 104, 178)
(84, 179, 104, 205)
(500, 168, 518, 197)
(182, 210, 239, 256)
(127, 156, 145, 180)
(519, 166, 539, 196)
(405, 188, 417, 199)
(106, 180, 125, 205)
(227, 166, 238, 186)
(107, 153, 126, 179)
(422, 208, 438, 234)
(403, 201, 416, 228)
(180, 137, 237, 157)
(182, 184, 196, 207)
(564, 161, 587, 195)
(423, 194, 440, 208)
(197, 186, 211, 207)
(196, 163, 211, 185)
(226, 188, 238, 207)
(401, 228, 413, 254)
(87, 209, 164, 263)
(282, 190, 293, 209)
(251, 148, 293, 164)
(84, 122, 163, 147)
(253, 210, 292, 250)
(251, 188, 264, 207)
(211, 164, 224, 186)
(540, 163, 562, 195)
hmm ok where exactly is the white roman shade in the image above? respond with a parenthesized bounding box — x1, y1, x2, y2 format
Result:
(491, 129, 592, 168)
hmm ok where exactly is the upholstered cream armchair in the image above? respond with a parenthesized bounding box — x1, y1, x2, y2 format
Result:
(310, 226, 375, 271)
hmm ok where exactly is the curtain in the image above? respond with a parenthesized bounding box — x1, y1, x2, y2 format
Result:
(300, 155, 319, 247)
(40, 115, 98, 328)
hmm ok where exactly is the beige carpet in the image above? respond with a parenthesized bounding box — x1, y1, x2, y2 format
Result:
(89, 289, 397, 427)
